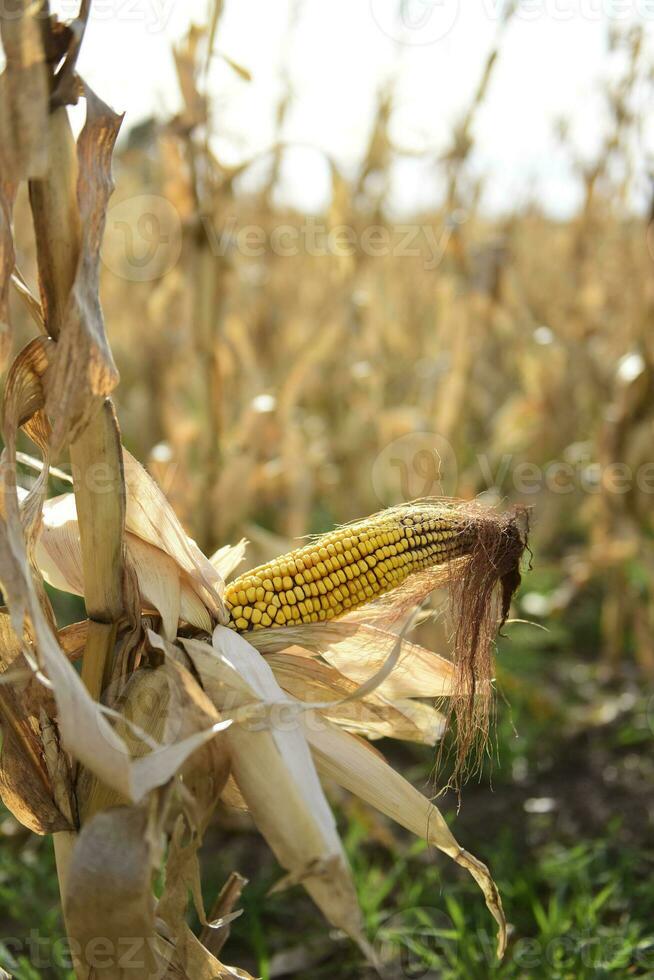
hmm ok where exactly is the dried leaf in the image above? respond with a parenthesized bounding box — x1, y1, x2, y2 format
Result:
(44, 86, 123, 447)
(0, 611, 72, 833)
(51, 2, 92, 109)
(168, 924, 253, 980)
(217, 52, 252, 82)
(10, 268, 45, 331)
(205, 0, 226, 72)
(2, 338, 54, 545)
(57, 619, 88, 659)
(200, 872, 248, 956)
(307, 720, 507, 959)
(131, 657, 231, 942)
(0, 714, 70, 834)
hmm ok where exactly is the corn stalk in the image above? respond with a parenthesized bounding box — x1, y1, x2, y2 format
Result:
(22, 0, 127, 948)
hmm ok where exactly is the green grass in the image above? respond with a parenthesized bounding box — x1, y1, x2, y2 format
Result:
(0, 824, 63, 979)
(3, 808, 652, 979)
(344, 826, 654, 979)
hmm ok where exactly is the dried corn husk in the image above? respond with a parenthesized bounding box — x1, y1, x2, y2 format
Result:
(250, 620, 457, 698)
(179, 625, 375, 961)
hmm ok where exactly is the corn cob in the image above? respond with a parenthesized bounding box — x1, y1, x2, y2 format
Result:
(225, 505, 472, 632)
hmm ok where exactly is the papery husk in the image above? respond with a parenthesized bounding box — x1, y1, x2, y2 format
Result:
(266, 650, 445, 745)
(249, 620, 457, 699)
(23, 435, 225, 638)
(122, 449, 225, 622)
(209, 539, 247, 580)
(34, 490, 213, 638)
(180, 626, 375, 962)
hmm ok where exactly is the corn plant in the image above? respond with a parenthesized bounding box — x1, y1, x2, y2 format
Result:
(0, 4, 538, 977)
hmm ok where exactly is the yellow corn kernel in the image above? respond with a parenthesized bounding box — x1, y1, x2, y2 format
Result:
(224, 503, 471, 633)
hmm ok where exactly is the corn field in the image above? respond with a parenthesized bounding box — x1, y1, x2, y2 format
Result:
(1, 2, 653, 979)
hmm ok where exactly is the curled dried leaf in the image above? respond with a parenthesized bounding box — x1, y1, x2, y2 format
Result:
(307, 720, 507, 959)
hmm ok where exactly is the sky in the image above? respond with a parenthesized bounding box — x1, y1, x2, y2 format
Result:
(51, 0, 654, 217)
